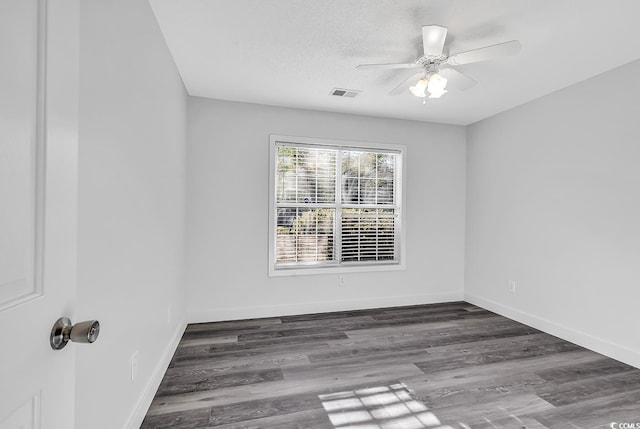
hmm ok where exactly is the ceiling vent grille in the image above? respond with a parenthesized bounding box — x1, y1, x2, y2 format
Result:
(330, 88, 361, 98)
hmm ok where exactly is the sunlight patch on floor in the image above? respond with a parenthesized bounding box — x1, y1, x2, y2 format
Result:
(319, 382, 456, 429)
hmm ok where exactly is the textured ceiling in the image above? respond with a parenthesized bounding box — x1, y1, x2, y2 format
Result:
(149, 0, 640, 125)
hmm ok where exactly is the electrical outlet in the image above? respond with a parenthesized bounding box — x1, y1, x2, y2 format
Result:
(131, 351, 139, 381)
(508, 280, 516, 294)
(339, 275, 346, 286)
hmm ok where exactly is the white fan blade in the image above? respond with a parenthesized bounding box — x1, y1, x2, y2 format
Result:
(422, 25, 448, 57)
(389, 72, 423, 96)
(439, 67, 477, 90)
(357, 63, 419, 70)
(447, 40, 521, 66)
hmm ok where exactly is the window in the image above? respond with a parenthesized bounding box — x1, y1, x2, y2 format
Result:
(269, 135, 405, 276)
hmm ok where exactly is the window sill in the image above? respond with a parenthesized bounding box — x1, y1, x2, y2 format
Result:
(268, 261, 405, 277)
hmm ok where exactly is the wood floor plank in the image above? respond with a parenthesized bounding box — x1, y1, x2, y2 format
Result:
(237, 325, 356, 342)
(429, 392, 555, 426)
(415, 338, 582, 374)
(370, 307, 484, 321)
(141, 407, 210, 429)
(164, 351, 311, 377)
(340, 313, 508, 340)
(155, 367, 284, 396)
(178, 335, 237, 348)
(403, 350, 603, 395)
(279, 308, 381, 323)
(462, 414, 550, 429)
(531, 388, 640, 429)
(241, 314, 378, 333)
(211, 408, 333, 429)
(169, 332, 347, 369)
(536, 370, 640, 407)
(142, 301, 640, 428)
(281, 360, 424, 385)
(208, 392, 325, 426)
(298, 333, 562, 379)
(209, 331, 350, 353)
(185, 317, 282, 332)
(170, 341, 330, 369)
(413, 371, 550, 410)
(535, 357, 636, 384)
(144, 372, 408, 416)
(308, 323, 540, 363)
(377, 301, 482, 316)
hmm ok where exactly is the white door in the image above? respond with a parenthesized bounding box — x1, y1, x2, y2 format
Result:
(0, 0, 79, 428)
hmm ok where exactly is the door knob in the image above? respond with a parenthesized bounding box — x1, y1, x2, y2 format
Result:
(50, 317, 100, 350)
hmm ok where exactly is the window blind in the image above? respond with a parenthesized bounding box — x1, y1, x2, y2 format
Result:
(274, 142, 401, 269)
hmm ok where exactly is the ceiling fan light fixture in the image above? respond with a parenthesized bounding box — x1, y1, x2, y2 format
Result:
(409, 78, 428, 97)
(427, 73, 448, 98)
(409, 73, 448, 99)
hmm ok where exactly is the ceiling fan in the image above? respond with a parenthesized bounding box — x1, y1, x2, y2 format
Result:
(357, 25, 521, 100)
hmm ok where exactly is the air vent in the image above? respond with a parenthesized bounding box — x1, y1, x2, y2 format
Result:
(330, 88, 361, 98)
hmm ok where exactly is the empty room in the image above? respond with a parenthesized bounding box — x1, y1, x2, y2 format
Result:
(2, 0, 640, 428)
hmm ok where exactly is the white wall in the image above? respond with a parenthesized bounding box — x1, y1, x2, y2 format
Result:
(76, 0, 187, 428)
(186, 98, 466, 321)
(465, 60, 640, 368)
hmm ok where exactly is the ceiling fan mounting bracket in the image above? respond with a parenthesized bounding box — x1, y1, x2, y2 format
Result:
(416, 55, 447, 73)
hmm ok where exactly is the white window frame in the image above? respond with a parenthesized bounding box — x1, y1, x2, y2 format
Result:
(268, 134, 406, 276)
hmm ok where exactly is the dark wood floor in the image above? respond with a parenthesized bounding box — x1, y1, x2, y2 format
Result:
(142, 301, 640, 428)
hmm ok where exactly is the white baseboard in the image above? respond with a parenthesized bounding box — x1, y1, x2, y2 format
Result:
(465, 292, 640, 369)
(125, 320, 187, 429)
(187, 291, 464, 323)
